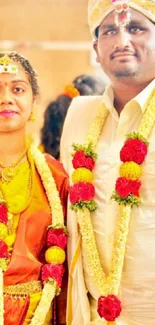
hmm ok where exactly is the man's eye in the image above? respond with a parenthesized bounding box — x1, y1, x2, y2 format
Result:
(129, 26, 143, 33)
(105, 29, 117, 35)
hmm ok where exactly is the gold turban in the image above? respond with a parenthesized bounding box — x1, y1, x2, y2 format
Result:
(88, 0, 155, 36)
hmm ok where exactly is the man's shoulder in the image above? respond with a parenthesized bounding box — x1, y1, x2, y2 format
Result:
(71, 95, 103, 109)
(73, 95, 103, 103)
(66, 95, 103, 120)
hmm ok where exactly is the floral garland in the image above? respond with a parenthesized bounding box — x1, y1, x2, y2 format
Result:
(69, 93, 155, 323)
(0, 146, 67, 325)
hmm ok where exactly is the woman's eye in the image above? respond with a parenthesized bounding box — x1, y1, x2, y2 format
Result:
(13, 87, 24, 93)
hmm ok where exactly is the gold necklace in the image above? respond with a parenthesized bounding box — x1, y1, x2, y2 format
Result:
(0, 152, 34, 213)
(0, 150, 34, 234)
(0, 147, 27, 183)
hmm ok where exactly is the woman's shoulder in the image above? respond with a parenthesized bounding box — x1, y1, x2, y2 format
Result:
(44, 153, 68, 184)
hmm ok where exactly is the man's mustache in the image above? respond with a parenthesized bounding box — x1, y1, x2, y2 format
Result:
(110, 49, 138, 60)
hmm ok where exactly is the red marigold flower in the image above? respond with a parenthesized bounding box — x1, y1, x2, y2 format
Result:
(80, 182, 95, 201)
(47, 228, 67, 249)
(85, 157, 95, 170)
(72, 151, 86, 169)
(72, 150, 95, 170)
(97, 294, 122, 321)
(0, 203, 8, 224)
(115, 177, 131, 198)
(129, 179, 141, 197)
(0, 240, 8, 258)
(41, 264, 65, 287)
(69, 182, 95, 204)
(120, 138, 148, 164)
(69, 185, 80, 204)
(116, 177, 141, 198)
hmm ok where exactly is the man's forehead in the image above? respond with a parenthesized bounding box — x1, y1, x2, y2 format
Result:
(100, 7, 151, 27)
(88, 0, 155, 37)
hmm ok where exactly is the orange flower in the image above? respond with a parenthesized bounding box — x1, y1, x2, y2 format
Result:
(64, 84, 80, 98)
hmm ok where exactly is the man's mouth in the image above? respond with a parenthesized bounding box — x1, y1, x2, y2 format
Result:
(111, 52, 137, 60)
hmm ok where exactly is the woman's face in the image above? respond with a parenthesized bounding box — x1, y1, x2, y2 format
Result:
(0, 62, 35, 133)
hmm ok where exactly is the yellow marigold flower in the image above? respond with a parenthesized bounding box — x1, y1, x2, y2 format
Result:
(0, 258, 8, 271)
(5, 233, 16, 249)
(120, 162, 142, 180)
(0, 222, 8, 240)
(45, 246, 66, 264)
(72, 168, 93, 184)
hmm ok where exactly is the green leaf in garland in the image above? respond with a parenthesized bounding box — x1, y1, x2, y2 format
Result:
(111, 191, 141, 207)
(71, 200, 97, 212)
(126, 132, 149, 146)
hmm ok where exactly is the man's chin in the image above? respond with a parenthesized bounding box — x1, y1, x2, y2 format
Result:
(111, 61, 138, 77)
(112, 68, 136, 78)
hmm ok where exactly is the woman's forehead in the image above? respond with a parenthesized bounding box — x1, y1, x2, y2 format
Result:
(0, 63, 30, 84)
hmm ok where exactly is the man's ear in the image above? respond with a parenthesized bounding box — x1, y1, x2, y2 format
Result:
(93, 40, 100, 63)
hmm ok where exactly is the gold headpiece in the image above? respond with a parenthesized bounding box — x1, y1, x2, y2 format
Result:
(0, 54, 18, 74)
(88, 0, 155, 36)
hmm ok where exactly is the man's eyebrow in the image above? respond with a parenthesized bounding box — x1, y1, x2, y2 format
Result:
(100, 24, 117, 31)
(128, 20, 146, 26)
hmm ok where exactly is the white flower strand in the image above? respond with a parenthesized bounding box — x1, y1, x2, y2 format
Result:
(29, 146, 65, 324)
(30, 146, 64, 227)
(30, 282, 57, 325)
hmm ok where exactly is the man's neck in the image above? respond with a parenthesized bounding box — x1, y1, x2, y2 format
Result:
(112, 79, 153, 115)
(0, 129, 27, 166)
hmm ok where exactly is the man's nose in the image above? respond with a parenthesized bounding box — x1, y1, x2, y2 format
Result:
(114, 28, 132, 50)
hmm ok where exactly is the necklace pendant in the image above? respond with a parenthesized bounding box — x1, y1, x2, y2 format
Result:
(1, 167, 17, 183)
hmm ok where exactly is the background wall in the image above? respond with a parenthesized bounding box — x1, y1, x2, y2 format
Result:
(0, 0, 105, 135)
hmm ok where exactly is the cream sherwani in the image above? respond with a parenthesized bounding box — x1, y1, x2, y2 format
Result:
(60, 80, 155, 325)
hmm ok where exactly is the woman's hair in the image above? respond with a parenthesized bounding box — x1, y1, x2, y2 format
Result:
(0, 51, 39, 96)
(41, 74, 105, 158)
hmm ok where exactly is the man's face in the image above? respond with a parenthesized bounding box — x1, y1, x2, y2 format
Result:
(94, 9, 155, 84)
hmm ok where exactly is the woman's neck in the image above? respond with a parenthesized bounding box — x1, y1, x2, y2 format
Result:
(0, 129, 27, 165)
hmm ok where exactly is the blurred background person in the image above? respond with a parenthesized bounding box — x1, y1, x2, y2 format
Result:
(40, 74, 105, 158)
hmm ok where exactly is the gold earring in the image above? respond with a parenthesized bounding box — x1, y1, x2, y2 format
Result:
(29, 110, 36, 122)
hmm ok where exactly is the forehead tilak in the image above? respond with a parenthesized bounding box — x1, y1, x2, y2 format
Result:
(0, 54, 18, 75)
